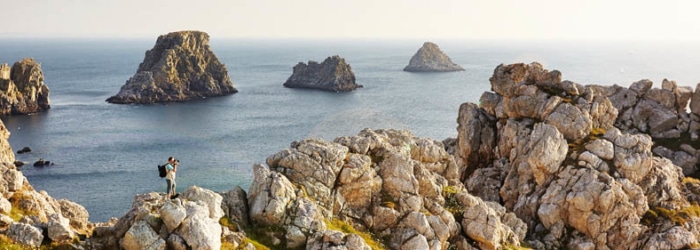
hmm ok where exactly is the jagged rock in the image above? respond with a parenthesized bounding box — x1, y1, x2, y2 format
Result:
(220, 186, 250, 229)
(283, 55, 362, 92)
(120, 220, 166, 250)
(48, 213, 74, 242)
(403, 42, 464, 72)
(180, 185, 224, 220)
(107, 30, 237, 104)
(0, 58, 51, 115)
(159, 199, 186, 233)
(166, 233, 188, 250)
(458, 192, 523, 250)
(58, 199, 90, 234)
(0, 119, 14, 163)
(247, 164, 297, 226)
(176, 200, 222, 250)
(307, 230, 372, 250)
(8, 222, 44, 248)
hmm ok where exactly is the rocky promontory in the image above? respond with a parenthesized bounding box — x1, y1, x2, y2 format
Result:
(8, 62, 700, 249)
(106, 31, 237, 104)
(283, 55, 363, 92)
(403, 42, 464, 72)
(0, 58, 51, 115)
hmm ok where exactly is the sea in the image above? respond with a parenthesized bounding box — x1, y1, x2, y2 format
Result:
(0, 38, 699, 222)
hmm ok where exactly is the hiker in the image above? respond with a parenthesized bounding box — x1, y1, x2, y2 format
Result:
(165, 156, 178, 199)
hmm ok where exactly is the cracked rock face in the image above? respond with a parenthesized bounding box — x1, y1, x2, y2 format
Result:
(404, 42, 464, 72)
(457, 62, 700, 249)
(0, 58, 51, 115)
(107, 30, 237, 104)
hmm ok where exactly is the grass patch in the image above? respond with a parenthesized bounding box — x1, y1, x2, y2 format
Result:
(643, 204, 700, 226)
(442, 185, 464, 221)
(219, 216, 238, 232)
(325, 218, 386, 250)
(683, 177, 700, 185)
(239, 224, 285, 250)
(0, 234, 25, 250)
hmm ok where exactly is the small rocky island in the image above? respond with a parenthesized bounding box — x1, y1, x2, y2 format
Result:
(0, 58, 50, 115)
(106, 31, 237, 104)
(404, 42, 464, 72)
(283, 55, 363, 92)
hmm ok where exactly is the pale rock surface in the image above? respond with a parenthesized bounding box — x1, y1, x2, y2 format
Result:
(121, 220, 166, 250)
(180, 185, 224, 219)
(47, 213, 74, 242)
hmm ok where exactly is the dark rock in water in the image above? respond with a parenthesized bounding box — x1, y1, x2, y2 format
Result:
(17, 146, 31, 154)
(0, 58, 51, 114)
(33, 158, 51, 167)
(106, 30, 237, 104)
(404, 42, 464, 72)
(14, 161, 24, 168)
(283, 55, 362, 92)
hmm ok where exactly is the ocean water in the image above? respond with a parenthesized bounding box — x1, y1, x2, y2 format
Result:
(0, 38, 700, 222)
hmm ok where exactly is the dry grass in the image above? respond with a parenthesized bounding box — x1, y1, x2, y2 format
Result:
(683, 177, 700, 185)
(645, 204, 700, 225)
(325, 218, 386, 250)
(0, 235, 25, 250)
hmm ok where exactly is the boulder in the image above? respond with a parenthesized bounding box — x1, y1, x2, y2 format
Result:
(180, 186, 224, 220)
(283, 55, 362, 92)
(120, 220, 166, 250)
(0, 58, 51, 115)
(7, 222, 44, 248)
(107, 30, 237, 104)
(176, 200, 222, 250)
(403, 42, 464, 72)
(58, 199, 90, 233)
(47, 213, 74, 242)
(220, 186, 250, 229)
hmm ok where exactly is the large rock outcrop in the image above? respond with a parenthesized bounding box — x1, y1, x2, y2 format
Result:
(283, 55, 363, 92)
(106, 30, 237, 104)
(249, 129, 526, 249)
(458, 62, 700, 249)
(0, 58, 50, 115)
(403, 42, 464, 72)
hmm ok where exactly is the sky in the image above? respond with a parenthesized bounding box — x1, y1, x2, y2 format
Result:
(3, 0, 700, 41)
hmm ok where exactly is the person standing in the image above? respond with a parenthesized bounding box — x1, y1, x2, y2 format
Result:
(165, 156, 178, 199)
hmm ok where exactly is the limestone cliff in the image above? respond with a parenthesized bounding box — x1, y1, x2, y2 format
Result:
(283, 55, 363, 92)
(404, 42, 464, 72)
(0, 58, 51, 115)
(106, 30, 237, 104)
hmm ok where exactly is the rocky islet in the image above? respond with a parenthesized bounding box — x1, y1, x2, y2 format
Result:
(283, 55, 363, 92)
(404, 42, 464, 72)
(0, 58, 51, 115)
(106, 30, 238, 104)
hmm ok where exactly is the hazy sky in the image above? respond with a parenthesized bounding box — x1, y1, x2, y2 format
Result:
(3, 0, 700, 40)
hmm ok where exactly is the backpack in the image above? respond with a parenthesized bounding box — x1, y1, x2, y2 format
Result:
(158, 164, 167, 178)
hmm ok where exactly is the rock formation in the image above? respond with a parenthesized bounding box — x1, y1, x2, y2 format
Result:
(106, 30, 237, 104)
(457, 62, 700, 249)
(0, 58, 51, 115)
(404, 42, 464, 72)
(283, 55, 363, 92)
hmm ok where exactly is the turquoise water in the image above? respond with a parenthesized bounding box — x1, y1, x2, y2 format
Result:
(0, 38, 699, 221)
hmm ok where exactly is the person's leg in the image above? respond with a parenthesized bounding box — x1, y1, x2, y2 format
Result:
(172, 179, 177, 196)
(166, 179, 172, 198)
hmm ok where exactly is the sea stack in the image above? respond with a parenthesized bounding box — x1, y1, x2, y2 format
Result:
(404, 42, 464, 72)
(106, 30, 237, 104)
(0, 58, 51, 115)
(283, 55, 362, 92)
